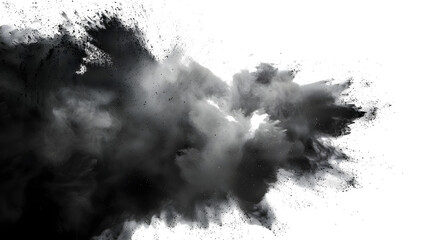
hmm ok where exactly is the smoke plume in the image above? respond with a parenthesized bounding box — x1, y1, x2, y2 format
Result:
(0, 15, 364, 240)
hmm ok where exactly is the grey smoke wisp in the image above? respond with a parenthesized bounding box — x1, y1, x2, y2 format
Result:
(0, 16, 364, 240)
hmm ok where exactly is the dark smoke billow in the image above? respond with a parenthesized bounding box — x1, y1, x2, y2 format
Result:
(0, 16, 364, 240)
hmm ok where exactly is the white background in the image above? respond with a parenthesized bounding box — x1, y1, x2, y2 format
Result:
(1, 0, 428, 239)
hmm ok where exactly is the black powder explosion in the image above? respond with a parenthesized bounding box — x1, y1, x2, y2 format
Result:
(0, 15, 364, 240)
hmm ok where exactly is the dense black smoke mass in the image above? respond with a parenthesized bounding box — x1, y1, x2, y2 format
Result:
(0, 15, 365, 240)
